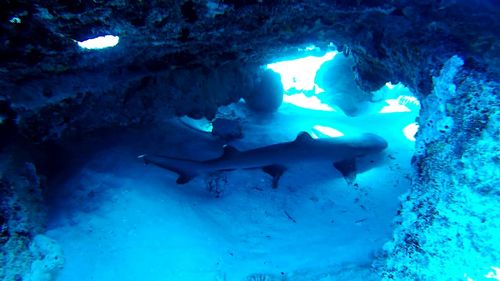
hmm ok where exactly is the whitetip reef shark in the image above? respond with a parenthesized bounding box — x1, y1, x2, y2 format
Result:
(139, 132, 388, 187)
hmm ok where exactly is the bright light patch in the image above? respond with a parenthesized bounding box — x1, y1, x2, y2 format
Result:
(9, 17, 21, 24)
(403, 123, 419, 141)
(485, 266, 500, 280)
(385, 82, 396, 90)
(283, 93, 335, 111)
(77, 35, 120, 50)
(379, 99, 411, 113)
(314, 85, 326, 94)
(312, 125, 344, 138)
(379, 95, 420, 114)
(267, 51, 337, 91)
(384, 82, 409, 91)
(309, 131, 319, 139)
(179, 116, 213, 133)
(298, 44, 320, 52)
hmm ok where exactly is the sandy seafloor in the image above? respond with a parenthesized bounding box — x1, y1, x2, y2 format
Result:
(45, 94, 418, 281)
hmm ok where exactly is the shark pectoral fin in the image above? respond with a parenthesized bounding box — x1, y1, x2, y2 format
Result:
(262, 164, 287, 188)
(176, 173, 195, 184)
(333, 158, 357, 185)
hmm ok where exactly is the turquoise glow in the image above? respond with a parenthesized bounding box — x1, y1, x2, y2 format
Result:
(283, 93, 335, 111)
(267, 51, 337, 92)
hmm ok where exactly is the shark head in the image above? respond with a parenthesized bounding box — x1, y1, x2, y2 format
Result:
(349, 133, 388, 156)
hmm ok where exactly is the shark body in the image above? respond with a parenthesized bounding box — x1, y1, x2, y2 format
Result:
(139, 132, 387, 187)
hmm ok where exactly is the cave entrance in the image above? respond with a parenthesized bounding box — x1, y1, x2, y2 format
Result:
(44, 51, 421, 281)
(267, 50, 420, 143)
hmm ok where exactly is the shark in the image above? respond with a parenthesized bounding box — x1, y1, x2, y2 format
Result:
(138, 132, 388, 187)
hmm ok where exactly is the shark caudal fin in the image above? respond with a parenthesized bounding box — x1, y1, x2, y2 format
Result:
(138, 154, 199, 184)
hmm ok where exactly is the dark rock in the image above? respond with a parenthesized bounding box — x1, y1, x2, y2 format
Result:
(6, 64, 253, 142)
(181, 1, 198, 23)
(315, 55, 371, 116)
(0, 1, 497, 139)
(0, 158, 47, 280)
(244, 69, 283, 113)
(212, 118, 243, 141)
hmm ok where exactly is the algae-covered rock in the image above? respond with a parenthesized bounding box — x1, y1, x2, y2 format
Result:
(24, 235, 64, 281)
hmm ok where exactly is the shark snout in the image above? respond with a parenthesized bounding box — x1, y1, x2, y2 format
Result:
(368, 133, 388, 150)
(357, 133, 388, 151)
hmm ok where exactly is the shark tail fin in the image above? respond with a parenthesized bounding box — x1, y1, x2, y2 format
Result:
(138, 154, 199, 185)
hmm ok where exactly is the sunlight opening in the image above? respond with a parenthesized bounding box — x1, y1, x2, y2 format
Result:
(379, 98, 412, 113)
(77, 35, 120, 50)
(403, 123, 419, 141)
(485, 266, 500, 280)
(267, 51, 337, 92)
(385, 82, 396, 90)
(283, 93, 335, 111)
(379, 95, 421, 114)
(312, 125, 344, 138)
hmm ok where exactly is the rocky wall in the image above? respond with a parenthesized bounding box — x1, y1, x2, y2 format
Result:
(0, 158, 62, 281)
(379, 57, 500, 280)
(6, 64, 254, 142)
(1, 1, 498, 141)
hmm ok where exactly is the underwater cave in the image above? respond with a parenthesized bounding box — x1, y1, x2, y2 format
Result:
(0, 1, 499, 281)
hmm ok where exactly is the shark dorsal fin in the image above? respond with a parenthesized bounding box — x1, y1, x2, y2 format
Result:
(222, 145, 241, 157)
(294, 131, 313, 143)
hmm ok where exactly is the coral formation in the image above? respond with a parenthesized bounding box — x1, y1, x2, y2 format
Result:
(379, 60, 499, 280)
(415, 56, 464, 155)
(23, 235, 64, 281)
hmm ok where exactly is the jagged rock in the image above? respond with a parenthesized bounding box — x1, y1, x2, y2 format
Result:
(378, 60, 500, 281)
(212, 118, 243, 141)
(0, 1, 498, 140)
(315, 55, 370, 116)
(0, 161, 50, 280)
(243, 69, 283, 113)
(24, 235, 64, 281)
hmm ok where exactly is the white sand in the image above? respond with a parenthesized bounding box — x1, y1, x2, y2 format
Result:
(46, 97, 417, 281)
